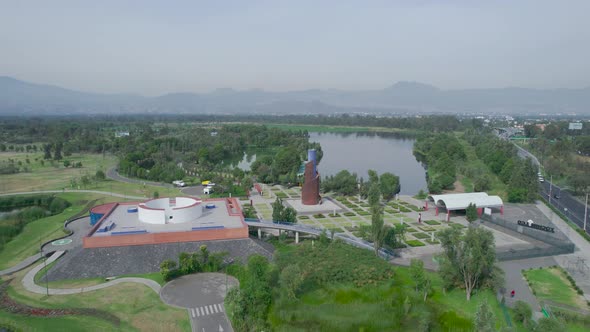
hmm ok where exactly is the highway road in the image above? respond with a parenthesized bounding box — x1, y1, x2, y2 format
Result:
(540, 181, 589, 234)
(508, 139, 589, 234)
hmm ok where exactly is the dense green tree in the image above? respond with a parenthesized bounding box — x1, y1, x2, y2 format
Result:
(474, 301, 496, 332)
(279, 264, 304, 300)
(513, 300, 532, 325)
(410, 259, 431, 301)
(53, 142, 63, 160)
(535, 317, 562, 331)
(466, 203, 478, 222)
(368, 182, 381, 207)
(95, 170, 106, 181)
(380, 172, 400, 200)
(370, 205, 385, 256)
(159, 260, 177, 281)
(321, 170, 358, 195)
(437, 226, 499, 300)
(271, 197, 297, 223)
(43, 144, 52, 160)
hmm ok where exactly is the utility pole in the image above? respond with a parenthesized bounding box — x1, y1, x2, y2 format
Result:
(584, 192, 588, 233)
(548, 175, 553, 205)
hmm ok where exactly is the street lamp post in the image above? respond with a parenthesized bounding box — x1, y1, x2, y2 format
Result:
(584, 193, 589, 233)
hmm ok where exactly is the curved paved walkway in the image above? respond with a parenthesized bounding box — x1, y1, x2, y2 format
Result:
(107, 167, 173, 189)
(22, 251, 161, 295)
(0, 253, 42, 276)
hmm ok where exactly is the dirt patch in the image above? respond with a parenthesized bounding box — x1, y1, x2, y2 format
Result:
(443, 178, 466, 194)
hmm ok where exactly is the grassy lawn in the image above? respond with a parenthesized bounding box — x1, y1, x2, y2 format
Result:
(523, 267, 586, 308)
(0, 152, 182, 197)
(0, 310, 120, 332)
(0, 192, 123, 270)
(0, 153, 116, 193)
(1, 267, 189, 331)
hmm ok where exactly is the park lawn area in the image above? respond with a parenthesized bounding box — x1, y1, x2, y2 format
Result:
(0, 310, 119, 332)
(0, 192, 122, 270)
(0, 152, 182, 198)
(523, 267, 586, 308)
(0, 153, 116, 193)
(91, 179, 181, 198)
(3, 267, 189, 332)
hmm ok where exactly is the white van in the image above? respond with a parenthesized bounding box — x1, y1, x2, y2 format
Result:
(203, 187, 213, 195)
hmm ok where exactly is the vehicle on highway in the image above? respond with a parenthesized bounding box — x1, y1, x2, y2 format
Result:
(203, 187, 213, 194)
(172, 180, 186, 187)
(539, 177, 544, 183)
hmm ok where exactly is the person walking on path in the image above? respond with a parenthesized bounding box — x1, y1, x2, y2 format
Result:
(418, 213, 422, 224)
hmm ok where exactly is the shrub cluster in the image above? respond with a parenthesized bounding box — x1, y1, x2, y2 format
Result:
(160, 245, 228, 281)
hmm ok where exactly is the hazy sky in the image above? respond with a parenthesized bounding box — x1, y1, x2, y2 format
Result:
(1, 1, 589, 95)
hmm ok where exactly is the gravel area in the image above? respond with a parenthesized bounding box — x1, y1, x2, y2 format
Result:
(45, 238, 274, 282)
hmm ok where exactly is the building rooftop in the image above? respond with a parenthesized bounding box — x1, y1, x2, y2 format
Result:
(89, 198, 244, 238)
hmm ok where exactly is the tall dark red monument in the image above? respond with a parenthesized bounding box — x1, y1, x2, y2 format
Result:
(301, 149, 321, 205)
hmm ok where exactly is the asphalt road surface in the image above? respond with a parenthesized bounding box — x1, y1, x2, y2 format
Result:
(160, 273, 238, 332)
(506, 137, 589, 235)
(540, 181, 589, 234)
(106, 167, 174, 188)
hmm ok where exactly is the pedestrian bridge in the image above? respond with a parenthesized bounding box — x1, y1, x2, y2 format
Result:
(244, 219, 392, 259)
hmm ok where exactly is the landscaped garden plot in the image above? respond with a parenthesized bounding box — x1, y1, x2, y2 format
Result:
(343, 212, 356, 217)
(274, 192, 289, 199)
(406, 239, 426, 247)
(348, 216, 363, 222)
(401, 216, 415, 223)
(412, 232, 430, 240)
(418, 226, 436, 232)
(523, 267, 587, 308)
(424, 220, 441, 225)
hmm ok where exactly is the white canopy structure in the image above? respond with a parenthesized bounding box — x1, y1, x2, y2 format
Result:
(426, 192, 504, 221)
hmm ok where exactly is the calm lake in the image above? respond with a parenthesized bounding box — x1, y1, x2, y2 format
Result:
(308, 132, 427, 195)
(235, 131, 427, 195)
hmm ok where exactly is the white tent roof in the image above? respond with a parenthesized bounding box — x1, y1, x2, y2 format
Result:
(427, 192, 503, 211)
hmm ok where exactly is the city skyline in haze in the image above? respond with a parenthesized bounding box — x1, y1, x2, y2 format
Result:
(1, 1, 589, 96)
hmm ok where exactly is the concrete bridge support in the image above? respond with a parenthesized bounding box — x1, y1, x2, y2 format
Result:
(295, 231, 299, 244)
(258, 228, 261, 239)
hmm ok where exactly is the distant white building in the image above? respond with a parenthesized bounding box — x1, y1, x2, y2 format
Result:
(115, 131, 130, 138)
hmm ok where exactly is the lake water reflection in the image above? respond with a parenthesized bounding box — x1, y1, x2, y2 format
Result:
(308, 132, 427, 195)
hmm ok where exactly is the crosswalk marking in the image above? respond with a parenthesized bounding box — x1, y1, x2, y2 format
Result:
(190, 303, 225, 319)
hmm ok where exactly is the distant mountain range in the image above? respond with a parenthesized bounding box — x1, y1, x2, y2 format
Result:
(1, 76, 589, 115)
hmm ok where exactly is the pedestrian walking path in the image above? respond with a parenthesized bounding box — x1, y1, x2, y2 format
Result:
(189, 303, 225, 318)
(0, 253, 42, 276)
(21, 251, 161, 295)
